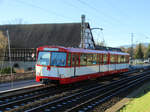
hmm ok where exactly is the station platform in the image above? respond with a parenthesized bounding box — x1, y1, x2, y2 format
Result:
(0, 79, 40, 93)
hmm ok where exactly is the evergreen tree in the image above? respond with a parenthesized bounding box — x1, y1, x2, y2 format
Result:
(145, 44, 150, 59)
(135, 43, 144, 59)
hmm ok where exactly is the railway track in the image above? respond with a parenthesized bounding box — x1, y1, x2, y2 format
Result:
(0, 85, 54, 111)
(0, 77, 116, 112)
(0, 69, 148, 112)
(24, 70, 150, 112)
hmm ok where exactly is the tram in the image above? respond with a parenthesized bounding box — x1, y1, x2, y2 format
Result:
(36, 46, 129, 84)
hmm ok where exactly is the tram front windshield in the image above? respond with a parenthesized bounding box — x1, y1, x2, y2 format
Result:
(37, 52, 67, 66)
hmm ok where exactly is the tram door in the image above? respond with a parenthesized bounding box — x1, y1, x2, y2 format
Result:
(99, 54, 102, 72)
(72, 53, 79, 77)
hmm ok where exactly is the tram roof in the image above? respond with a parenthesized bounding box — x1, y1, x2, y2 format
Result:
(38, 46, 129, 55)
(68, 48, 129, 55)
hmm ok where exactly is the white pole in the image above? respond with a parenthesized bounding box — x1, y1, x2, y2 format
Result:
(6, 30, 13, 88)
(81, 14, 85, 48)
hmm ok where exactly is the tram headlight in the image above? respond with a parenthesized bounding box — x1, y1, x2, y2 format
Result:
(36, 72, 41, 76)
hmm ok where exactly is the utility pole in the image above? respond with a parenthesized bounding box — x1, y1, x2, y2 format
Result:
(6, 30, 13, 88)
(131, 33, 134, 64)
(81, 14, 85, 48)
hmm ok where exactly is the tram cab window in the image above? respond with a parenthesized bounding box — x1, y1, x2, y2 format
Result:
(51, 52, 67, 66)
(37, 52, 50, 65)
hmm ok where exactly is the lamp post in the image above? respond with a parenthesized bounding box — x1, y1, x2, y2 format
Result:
(6, 30, 13, 88)
(91, 28, 105, 46)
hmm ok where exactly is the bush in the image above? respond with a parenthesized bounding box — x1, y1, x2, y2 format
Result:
(0, 67, 15, 74)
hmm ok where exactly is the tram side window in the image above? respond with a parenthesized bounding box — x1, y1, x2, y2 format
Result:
(93, 54, 97, 64)
(127, 56, 129, 63)
(116, 55, 118, 63)
(103, 54, 108, 64)
(80, 54, 87, 66)
(115, 55, 117, 63)
(99, 54, 103, 64)
(123, 56, 126, 63)
(72, 54, 79, 66)
(121, 55, 125, 63)
(118, 55, 121, 63)
(87, 54, 93, 65)
(68, 53, 71, 66)
(125, 56, 129, 63)
(124, 56, 126, 63)
(76, 54, 79, 66)
(72, 54, 75, 66)
(110, 55, 115, 64)
(97, 54, 100, 64)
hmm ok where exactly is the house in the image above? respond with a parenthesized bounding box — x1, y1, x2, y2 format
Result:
(0, 22, 95, 70)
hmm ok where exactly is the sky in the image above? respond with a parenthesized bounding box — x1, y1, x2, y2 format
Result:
(0, 0, 150, 47)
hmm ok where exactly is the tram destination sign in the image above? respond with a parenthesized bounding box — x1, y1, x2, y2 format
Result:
(44, 48, 59, 51)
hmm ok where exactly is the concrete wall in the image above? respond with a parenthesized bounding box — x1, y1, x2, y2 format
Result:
(0, 61, 36, 71)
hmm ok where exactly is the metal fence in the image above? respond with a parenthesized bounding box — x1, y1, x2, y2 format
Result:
(0, 48, 36, 62)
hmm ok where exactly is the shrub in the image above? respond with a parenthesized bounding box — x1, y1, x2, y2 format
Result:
(0, 67, 15, 74)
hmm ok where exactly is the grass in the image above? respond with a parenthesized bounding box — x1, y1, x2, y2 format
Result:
(119, 82, 150, 112)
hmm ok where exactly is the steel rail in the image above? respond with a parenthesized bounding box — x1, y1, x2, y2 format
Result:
(0, 85, 56, 111)
(0, 68, 147, 112)
(65, 72, 150, 112)
(25, 70, 150, 112)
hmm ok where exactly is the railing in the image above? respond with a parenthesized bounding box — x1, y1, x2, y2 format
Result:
(0, 48, 36, 61)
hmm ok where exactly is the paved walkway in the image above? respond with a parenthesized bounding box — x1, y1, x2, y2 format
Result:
(0, 79, 40, 93)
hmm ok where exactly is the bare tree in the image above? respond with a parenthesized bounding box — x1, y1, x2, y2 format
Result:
(2, 18, 27, 25)
(8, 18, 25, 24)
(0, 31, 8, 63)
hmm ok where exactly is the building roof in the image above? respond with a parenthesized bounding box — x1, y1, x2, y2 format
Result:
(0, 23, 92, 48)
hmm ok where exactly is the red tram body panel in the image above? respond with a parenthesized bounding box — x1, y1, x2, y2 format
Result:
(36, 46, 129, 84)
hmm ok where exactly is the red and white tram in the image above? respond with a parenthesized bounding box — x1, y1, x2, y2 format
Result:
(36, 46, 129, 84)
